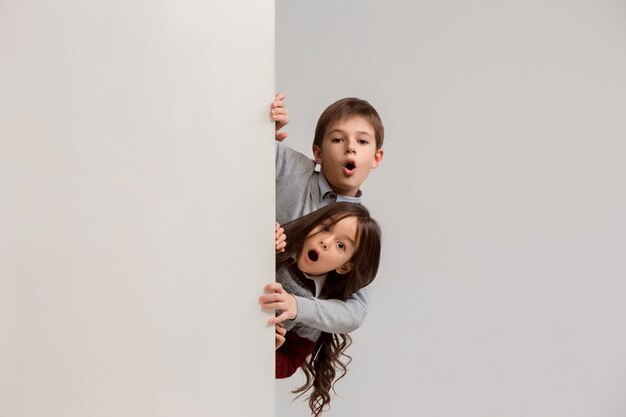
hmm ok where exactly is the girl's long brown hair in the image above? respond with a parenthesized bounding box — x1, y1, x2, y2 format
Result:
(277, 202, 381, 416)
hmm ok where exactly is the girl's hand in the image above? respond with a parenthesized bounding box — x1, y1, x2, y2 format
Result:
(275, 222, 286, 253)
(260, 282, 298, 325)
(275, 323, 286, 350)
(270, 92, 289, 141)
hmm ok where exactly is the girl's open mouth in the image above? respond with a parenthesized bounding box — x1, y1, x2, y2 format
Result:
(308, 249, 319, 262)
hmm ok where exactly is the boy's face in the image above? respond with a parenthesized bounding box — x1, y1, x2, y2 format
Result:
(313, 116, 383, 197)
(297, 215, 357, 276)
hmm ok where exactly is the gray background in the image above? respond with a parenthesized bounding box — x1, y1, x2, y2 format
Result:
(276, 1, 626, 416)
(1, 1, 275, 416)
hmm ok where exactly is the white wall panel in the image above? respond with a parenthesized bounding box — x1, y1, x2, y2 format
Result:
(0, 1, 275, 416)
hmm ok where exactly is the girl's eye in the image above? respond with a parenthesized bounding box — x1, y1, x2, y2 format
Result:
(321, 223, 330, 232)
(337, 242, 346, 251)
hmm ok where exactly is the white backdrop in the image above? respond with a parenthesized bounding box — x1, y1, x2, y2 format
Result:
(0, 1, 275, 416)
(276, 1, 626, 416)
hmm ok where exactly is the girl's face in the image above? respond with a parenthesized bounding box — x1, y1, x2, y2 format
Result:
(297, 215, 358, 276)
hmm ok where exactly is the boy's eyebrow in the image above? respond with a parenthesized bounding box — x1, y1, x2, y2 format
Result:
(327, 128, 373, 138)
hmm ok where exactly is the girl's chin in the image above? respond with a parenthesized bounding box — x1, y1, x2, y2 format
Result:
(297, 262, 312, 275)
(296, 259, 308, 271)
(297, 260, 319, 276)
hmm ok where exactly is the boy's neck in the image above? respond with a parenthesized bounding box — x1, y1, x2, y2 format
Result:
(319, 172, 362, 200)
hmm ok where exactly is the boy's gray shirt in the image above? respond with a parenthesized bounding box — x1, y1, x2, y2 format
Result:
(275, 141, 369, 334)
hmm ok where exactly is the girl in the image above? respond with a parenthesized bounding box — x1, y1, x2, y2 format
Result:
(266, 202, 381, 417)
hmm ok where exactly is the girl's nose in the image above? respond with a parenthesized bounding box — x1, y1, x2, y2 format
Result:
(319, 239, 328, 249)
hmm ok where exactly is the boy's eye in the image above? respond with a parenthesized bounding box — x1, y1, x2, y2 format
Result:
(357, 139, 369, 145)
(331, 137, 343, 143)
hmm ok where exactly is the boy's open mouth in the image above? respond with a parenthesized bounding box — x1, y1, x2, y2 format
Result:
(343, 161, 356, 175)
(308, 249, 319, 262)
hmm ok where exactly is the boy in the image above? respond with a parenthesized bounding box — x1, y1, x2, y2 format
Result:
(261, 94, 384, 335)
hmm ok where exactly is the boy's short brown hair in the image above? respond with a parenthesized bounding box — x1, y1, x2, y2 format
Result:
(313, 98, 384, 150)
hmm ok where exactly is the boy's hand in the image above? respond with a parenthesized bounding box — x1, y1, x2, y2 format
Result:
(275, 323, 286, 350)
(260, 282, 298, 325)
(271, 92, 289, 141)
(275, 222, 286, 253)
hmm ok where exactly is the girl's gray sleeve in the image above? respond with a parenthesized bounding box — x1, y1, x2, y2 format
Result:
(293, 286, 369, 333)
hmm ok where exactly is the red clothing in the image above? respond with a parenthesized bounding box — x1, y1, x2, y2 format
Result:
(276, 331, 316, 378)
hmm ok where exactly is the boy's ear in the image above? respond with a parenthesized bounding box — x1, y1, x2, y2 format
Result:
(313, 144, 323, 164)
(371, 148, 384, 169)
(336, 263, 353, 274)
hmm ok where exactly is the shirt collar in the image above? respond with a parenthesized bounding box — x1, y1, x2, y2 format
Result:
(317, 173, 362, 204)
(289, 259, 327, 298)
